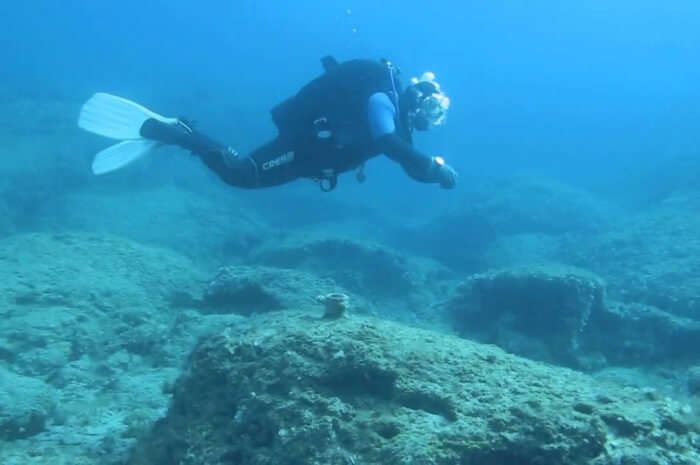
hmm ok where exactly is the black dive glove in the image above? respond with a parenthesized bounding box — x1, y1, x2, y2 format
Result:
(432, 157, 458, 189)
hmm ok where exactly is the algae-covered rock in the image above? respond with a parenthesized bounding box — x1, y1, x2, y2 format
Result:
(448, 264, 605, 364)
(0, 367, 56, 440)
(127, 312, 699, 465)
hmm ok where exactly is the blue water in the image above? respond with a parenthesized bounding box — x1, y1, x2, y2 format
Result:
(2, 3, 700, 463)
(3, 0, 699, 212)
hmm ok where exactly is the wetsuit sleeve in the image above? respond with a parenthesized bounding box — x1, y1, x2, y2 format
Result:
(367, 92, 443, 183)
(375, 133, 443, 183)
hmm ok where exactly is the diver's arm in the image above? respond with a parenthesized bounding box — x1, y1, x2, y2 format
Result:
(368, 92, 456, 188)
(376, 133, 449, 183)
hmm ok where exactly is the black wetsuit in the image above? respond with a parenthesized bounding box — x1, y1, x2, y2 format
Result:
(141, 57, 448, 191)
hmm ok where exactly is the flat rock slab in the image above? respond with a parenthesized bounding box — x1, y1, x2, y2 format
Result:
(128, 312, 699, 465)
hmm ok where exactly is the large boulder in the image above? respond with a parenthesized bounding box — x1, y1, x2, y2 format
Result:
(127, 312, 699, 465)
(447, 264, 605, 365)
(447, 266, 700, 368)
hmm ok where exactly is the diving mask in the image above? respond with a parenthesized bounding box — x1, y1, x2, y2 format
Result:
(410, 72, 450, 128)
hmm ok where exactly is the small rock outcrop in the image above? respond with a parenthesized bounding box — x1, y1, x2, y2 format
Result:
(198, 265, 370, 316)
(128, 312, 699, 465)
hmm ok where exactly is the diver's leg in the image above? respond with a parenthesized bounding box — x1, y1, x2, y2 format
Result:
(140, 118, 298, 189)
(245, 138, 300, 187)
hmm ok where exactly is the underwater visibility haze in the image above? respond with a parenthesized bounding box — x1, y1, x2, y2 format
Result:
(0, 1, 700, 464)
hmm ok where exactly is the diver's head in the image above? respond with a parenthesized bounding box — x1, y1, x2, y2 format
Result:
(405, 72, 450, 131)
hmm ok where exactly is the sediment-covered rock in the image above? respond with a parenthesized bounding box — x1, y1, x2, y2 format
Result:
(447, 264, 605, 364)
(128, 312, 699, 465)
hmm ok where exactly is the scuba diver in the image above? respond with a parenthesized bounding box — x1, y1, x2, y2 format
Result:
(78, 56, 458, 192)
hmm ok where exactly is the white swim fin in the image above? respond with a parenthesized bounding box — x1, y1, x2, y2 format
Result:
(78, 93, 178, 175)
(91, 139, 161, 175)
(78, 92, 178, 140)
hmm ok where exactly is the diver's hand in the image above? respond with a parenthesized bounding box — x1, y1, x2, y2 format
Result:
(433, 157, 458, 189)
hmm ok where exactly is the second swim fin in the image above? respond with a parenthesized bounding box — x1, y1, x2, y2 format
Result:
(91, 139, 160, 175)
(78, 92, 179, 175)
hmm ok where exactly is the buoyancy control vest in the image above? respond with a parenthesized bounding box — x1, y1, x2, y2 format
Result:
(270, 57, 403, 187)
